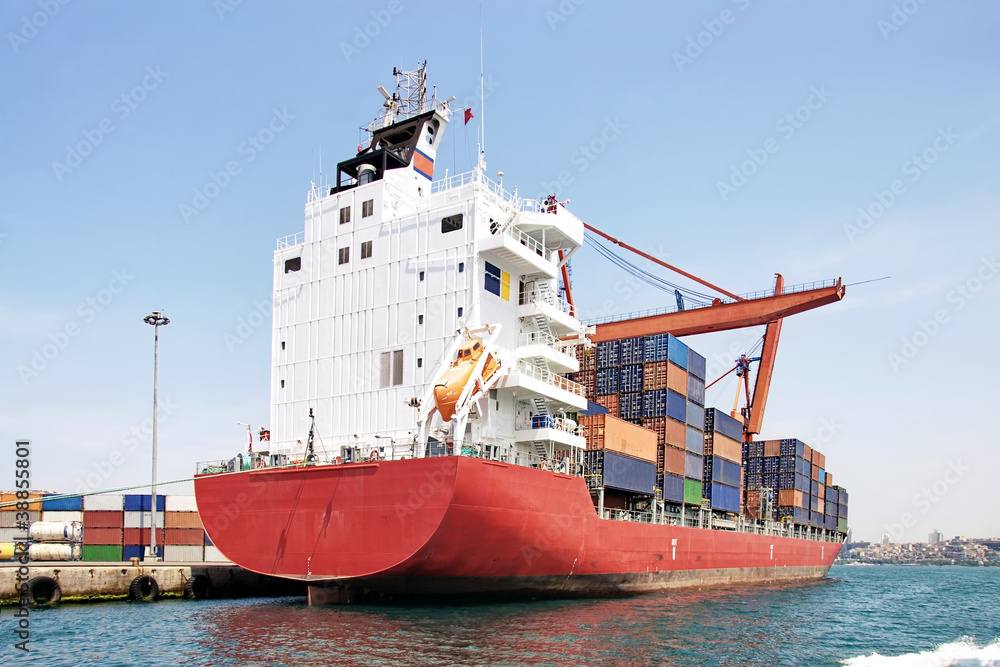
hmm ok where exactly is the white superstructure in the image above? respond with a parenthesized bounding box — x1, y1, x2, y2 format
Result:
(269, 64, 590, 466)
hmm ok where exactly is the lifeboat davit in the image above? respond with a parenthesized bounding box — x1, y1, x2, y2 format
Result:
(433, 334, 501, 421)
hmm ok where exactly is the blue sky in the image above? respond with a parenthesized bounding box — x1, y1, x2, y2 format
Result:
(1, 1, 997, 542)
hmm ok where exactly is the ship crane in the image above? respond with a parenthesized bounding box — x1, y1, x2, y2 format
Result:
(577, 224, 844, 442)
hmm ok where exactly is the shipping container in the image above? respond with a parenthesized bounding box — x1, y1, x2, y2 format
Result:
(704, 482, 740, 512)
(641, 416, 667, 445)
(665, 418, 686, 447)
(836, 487, 849, 505)
(204, 545, 230, 562)
(707, 431, 742, 463)
(596, 367, 619, 395)
(777, 489, 806, 509)
(837, 517, 848, 533)
(83, 528, 123, 546)
(124, 511, 165, 529)
(643, 362, 667, 390)
(687, 348, 707, 381)
(810, 511, 824, 529)
(1, 511, 39, 528)
(619, 337, 644, 365)
(665, 389, 685, 422)
(164, 544, 204, 562)
(811, 450, 826, 469)
(684, 452, 703, 480)
(41, 495, 83, 512)
(82, 511, 125, 529)
(0, 527, 23, 542)
(705, 408, 743, 442)
(585, 450, 657, 495)
(124, 494, 166, 512)
(165, 528, 205, 546)
(41, 510, 83, 523)
(666, 362, 687, 395)
(685, 400, 704, 429)
(667, 334, 688, 370)
(662, 473, 684, 503)
(82, 544, 123, 561)
(686, 374, 706, 406)
(776, 506, 810, 525)
(710, 458, 742, 487)
(818, 469, 826, 484)
(762, 440, 781, 457)
(619, 364, 644, 394)
(684, 478, 702, 505)
(825, 472, 834, 488)
(596, 392, 619, 415)
(204, 531, 214, 547)
(83, 494, 125, 511)
(124, 528, 164, 545)
(779, 439, 806, 458)
(817, 484, 825, 501)
(663, 445, 686, 476)
(123, 545, 162, 561)
(685, 426, 703, 455)
(165, 512, 204, 529)
(838, 503, 848, 519)
(643, 334, 668, 362)
(619, 392, 643, 422)
(803, 443, 813, 462)
(596, 340, 621, 368)
(579, 414, 658, 462)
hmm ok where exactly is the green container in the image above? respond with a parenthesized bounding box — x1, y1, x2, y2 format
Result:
(82, 544, 123, 562)
(684, 478, 702, 505)
(837, 518, 848, 533)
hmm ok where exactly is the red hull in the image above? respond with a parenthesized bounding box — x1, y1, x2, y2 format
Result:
(194, 457, 841, 599)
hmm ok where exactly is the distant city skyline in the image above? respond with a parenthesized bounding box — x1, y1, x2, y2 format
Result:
(2, 2, 998, 542)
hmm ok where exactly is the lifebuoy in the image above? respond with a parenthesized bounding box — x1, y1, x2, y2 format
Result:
(369, 451, 380, 462)
(257, 458, 267, 468)
(27, 576, 61, 606)
(128, 575, 160, 602)
(540, 459, 549, 471)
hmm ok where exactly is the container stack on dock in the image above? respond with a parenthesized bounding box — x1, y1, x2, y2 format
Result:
(164, 495, 205, 562)
(577, 334, 707, 509)
(82, 494, 125, 561)
(742, 438, 849, 533)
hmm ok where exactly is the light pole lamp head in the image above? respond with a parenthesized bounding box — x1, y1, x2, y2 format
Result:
(144, 312, 170, 327)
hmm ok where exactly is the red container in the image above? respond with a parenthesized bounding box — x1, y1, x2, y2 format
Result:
(124, 528, 163, 545)
(643, 362, 667, 391)
(665, 419, 686, 448)
(83, 527, 123, 546)
(666, 362, 687, 395)
(763, 440, 781, 457)
(825, 472, 834, 487)
(165, 528, 205, 546)
(641, 417, 666, 445)
(811, 466, 820, 482)
(83, 511, 124, 529)
(663, 445, 686, 476)
(596, 393, 619, 414)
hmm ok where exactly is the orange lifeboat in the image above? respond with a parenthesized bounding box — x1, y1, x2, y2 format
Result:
(433, 335, 501, 422)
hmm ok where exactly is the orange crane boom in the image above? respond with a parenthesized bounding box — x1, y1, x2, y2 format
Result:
(746, 276, 785, 437)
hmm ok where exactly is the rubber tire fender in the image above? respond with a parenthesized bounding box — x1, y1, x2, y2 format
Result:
(183, 575, 211, 599)
(128, 575, 160, 602)
(27, 576, 61, 606)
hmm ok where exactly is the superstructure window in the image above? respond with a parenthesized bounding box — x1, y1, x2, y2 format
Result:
(340, 206, 351, 224)
(284, 257, 301, 273)
(380, 349, 404, 387)
(419, 271, 425, 281)
(362, 199, 374, 217)
(441, 214, 463, 233)
(418, 314, 424, 325)
(458, 262, 464, 273)
(360, 240, 373, 259)
(457, 307, 464, 318)
(484, 261, 511, 300)
(338, 247, 350, 265)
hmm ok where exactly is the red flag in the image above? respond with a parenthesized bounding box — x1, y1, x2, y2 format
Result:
(464, 108, 474, 125)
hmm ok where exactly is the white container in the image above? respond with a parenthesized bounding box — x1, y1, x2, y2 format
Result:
(41, 511, 84, 523)
(0, 527, 23, 542)
(124, 511, 165, 529)
(28, 542, 82, 561)
(165, 495, 199, 513)
(203, 545, 230, 562)
(1, 511, 40, 528)
(163, 544, 204, 562)
(84, 494, 125, 511)
(29, 521, 83, 543)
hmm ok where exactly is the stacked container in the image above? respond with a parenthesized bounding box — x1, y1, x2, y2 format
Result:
(123, 494, 165, 561)
(82, 494, 125, 561)
(163, 495, 205, 562)
(0, 492, 42, 547)
(580, 407, 658, 497)
(702, 408, 743, 513)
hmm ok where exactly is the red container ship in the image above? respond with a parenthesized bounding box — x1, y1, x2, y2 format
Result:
(195, 63, 847, 603)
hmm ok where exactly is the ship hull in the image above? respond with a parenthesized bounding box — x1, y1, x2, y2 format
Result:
(194, 457, 841, 601)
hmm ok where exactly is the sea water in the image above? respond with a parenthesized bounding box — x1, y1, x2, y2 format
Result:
(11, 565, 1000, 666)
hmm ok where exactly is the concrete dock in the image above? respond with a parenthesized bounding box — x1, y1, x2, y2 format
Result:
(0, 561, 305, 604)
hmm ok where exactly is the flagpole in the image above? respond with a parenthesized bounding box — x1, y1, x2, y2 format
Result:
(479, 2, 485, 163)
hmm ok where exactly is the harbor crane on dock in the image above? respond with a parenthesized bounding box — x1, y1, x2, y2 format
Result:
(575, 223, 845, 442)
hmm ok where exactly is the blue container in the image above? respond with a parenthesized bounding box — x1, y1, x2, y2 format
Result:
(779, 438, 806, 458)
(642, 389, 667, 419)
(596, 340, 620, 368)
(41, 495, 83, 511)
(710, 458, 741, 487)
(685, 426, 703, 455)
(764, 457, 780, 475)
(619, 392, 642, 421)
(827, 488, 839, 505)
(746, 457, 763, 475)
(685, 400, 704, 430)
(706, 482, 740, 512)
(619, 363, 644, 393)
(762, 472, 778, 488)
(581, 400, 608, 415)
(811, 511, 824, 528)
(778, 507, 810, 525)
(620, 337, 644, 365)
(643, 334, 668, 362)
(705, 408, 742, 442)
(686, 374, 705, 406)
(825, 514, 837, 530)
(810, 495, 819, 511)
(123, 545, 162, 561)
(596, 367, 619, 395)
(595, 450, 656, 495)
(687, 347, 707, 380)
(838, 503, 848, 518)
(810, 480, 819, 496)
(744, 472, 762, 489)
(204, 531, 214, 547)
(818, 468, 826, 484)
(667, 334, 688, 370)
(836, 487, 849, 504)
(684, 452, 703, 480)
(662, 473, 684, 503)
(778, 472, 795, 490)
(795, 473, 808, 492)
(666, 390, 686, 422)
(124, 494, 166, 512)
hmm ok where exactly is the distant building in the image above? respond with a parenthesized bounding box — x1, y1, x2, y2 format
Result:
(881, 534, 890, 546)
(928, 529, 942, 544)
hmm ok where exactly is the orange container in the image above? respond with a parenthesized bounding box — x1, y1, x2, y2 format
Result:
(578, 414, 657, 463)
(665, 418, 686, 448)
(643, 362, 667, 390)
(813, 451, 826, 469)
(710, 432, 742, 463)
(83, 511, 124, 529)
(124, 528, 163, 545)
(812, 466, 820, 482)
(817, 485, 825, 500)
(763, 440, 781, 457)
(83, 528, 123, 545)
(165, 512, 204, 529)
(165, 528, 205, 546)
(666, 362, 688, 395)
(641, 417, 666, 445)
(826, 472, 834, 487)
(663, 445, 686, 476)
(803, 444, 813, 462)
(779, 489, 806, 508)
(596, 393, 619, 414)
